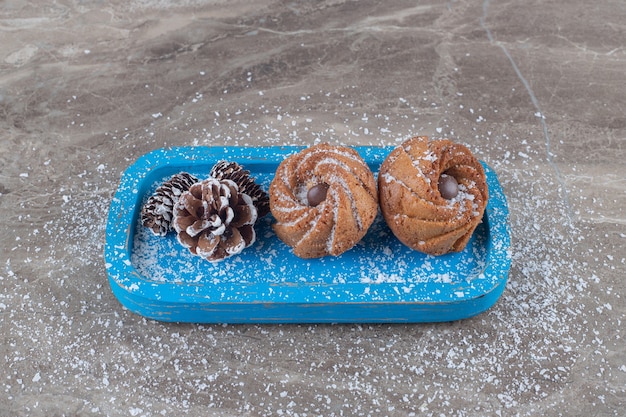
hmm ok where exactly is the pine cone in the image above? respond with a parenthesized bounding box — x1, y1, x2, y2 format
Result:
(209, 160, 270, 217)
(173, 177, 258, 262)
(141, 172, 198, 236)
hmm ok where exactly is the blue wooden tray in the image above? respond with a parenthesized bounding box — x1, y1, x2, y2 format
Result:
(105, 146, 511, 323)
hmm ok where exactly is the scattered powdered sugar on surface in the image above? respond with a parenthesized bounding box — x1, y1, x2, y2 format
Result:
(3, 100, 625, 417)
(3, 65, 625, 417)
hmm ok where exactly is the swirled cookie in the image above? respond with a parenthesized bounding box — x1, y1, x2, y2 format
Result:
(378, 136, 488, 255)
(269, 143, 378, 258)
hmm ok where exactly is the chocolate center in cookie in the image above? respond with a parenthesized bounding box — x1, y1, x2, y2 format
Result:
(438, 173, 459, 199)
(307, 183, 329, 206)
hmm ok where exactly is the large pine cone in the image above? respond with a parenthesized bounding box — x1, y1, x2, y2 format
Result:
(378, 136, 488, 255)
(173, 178, 258, 262)
(210, 160, 270, 218)
(141, 172, 199, 236)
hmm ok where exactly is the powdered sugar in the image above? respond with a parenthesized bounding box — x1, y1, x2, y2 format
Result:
(422, 150, 438, 162)
(292, 183, 310, 205)
(4, 8, 625, 415)
(449, 183, 480, 218)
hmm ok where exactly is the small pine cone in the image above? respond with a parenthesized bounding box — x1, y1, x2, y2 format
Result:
(141, 172, 199, 236)
(209, 160, 270, 217)
(173, 177, 258, 262)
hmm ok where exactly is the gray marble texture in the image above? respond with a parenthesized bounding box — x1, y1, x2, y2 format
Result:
(1, 0, 625, 416)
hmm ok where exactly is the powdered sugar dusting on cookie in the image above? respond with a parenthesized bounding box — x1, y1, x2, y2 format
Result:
(269, 144, 377, 258)
(379, 137, 488, 255)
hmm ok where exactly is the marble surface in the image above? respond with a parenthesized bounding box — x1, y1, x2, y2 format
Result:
(1, 0, 625, 415)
